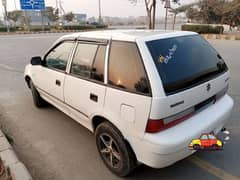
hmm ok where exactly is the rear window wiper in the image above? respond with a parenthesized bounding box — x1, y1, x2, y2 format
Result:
(217, 61, 227, 72)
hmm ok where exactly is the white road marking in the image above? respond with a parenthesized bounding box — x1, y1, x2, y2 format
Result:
(0, 64, 15, 70)
(0, 64, 23, 73)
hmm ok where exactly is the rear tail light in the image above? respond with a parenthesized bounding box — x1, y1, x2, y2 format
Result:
(146, 107, 194, 133)
(146, 85, 229, 133)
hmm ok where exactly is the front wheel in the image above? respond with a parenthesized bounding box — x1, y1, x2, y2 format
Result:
(30, 81, 47, 108)
(95, 122, 136, 177)
(193, 144, 201, 150)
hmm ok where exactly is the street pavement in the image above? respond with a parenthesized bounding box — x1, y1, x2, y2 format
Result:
(0, 33, 239, 180)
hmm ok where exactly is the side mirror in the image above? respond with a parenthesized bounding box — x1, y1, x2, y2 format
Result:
(31, 56, 42, 66)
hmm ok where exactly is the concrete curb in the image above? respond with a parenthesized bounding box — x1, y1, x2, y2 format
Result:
(202, 34, 240, 40)
(0, 130, 32, 180)
(0, 30, 80, 36)
(0, 29, 239, 40)
(0, 29, 108, 36)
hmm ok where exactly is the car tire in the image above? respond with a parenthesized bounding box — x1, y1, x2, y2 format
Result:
(30, 80, 47, 108)
(212, 144, 219, 150)
(95, 122, 136, 177)
(193, 144, 201, 150)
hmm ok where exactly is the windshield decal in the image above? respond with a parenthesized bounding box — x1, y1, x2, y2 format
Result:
(158, 44, 178, 64)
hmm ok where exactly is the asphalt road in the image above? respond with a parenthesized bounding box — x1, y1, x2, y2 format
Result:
(0, 33, 239, 180)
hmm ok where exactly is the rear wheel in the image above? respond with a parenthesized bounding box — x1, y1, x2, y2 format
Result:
(30, 80, 47, 108)
(212, 144, 219, 150)
(95, 122, 136, 177)
(193, 144, 201, 150)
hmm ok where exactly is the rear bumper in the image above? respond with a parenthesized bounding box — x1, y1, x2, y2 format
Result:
(132, 94, 233, 168)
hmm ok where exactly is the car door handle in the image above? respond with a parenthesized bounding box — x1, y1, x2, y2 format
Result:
(56, 80, 61, 86)
(90, 93, 98, 102)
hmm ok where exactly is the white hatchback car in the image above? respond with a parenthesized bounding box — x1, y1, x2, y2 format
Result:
(24, 30, 234, 176)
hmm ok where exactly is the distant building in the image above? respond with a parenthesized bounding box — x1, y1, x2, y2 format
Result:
(88, 17, 97, 24)
(74, 13, 87, 23)
(136, 16, 147, 25)
(25, 11, 49, 25)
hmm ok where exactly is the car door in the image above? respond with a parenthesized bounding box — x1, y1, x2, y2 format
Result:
(200, 134, 209, 147)
(64, 40, 107, 122)
(104, 41, 152, 139)
(208, 134, 217, 146)
(32, 41, 75, 102)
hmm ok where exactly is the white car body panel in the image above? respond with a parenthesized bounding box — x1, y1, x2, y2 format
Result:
(33, 67, 66, 101)
(103, 88, 152, 139)
(64, 75, 107, 119)
(24, 30, 234, 169)
(38, 87, 91, 130)
(150, 72, 230, 119)
(132, 94, 233, 168)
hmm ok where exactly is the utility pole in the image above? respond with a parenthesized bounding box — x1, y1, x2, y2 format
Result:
(59, 0, 65, 15)
(164, 0, 171, 30)
(2, 0, 9, 32)
(172, 12, 176, 30)
(24, 10, 30, 31)
(55, 0, 65, 25)
(14, 0, 17, 10)
(56, 0, 59, 10)
(41, 10, 44, 31)
(98, 0, 102, 24)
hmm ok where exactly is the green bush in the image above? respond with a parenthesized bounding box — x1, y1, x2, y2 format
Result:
(0, 27, 16, 32)
(63, 25, 96, 30)
(0, 27, 7, 32)
(182, 24, 224, 34)
(30, 26, 51, 32)
(0, 24, 108, 33)
(96, 24, 108, 29)
(62, 24, 107, 31)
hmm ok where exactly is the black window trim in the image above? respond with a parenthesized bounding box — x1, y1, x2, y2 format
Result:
(43, 39, 76, 73)
(77, 37, 109, 45)
(67, 40, 107, 86)
(107, 40, 152, 97)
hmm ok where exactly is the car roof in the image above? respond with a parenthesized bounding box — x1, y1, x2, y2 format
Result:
(60, 29, 198, 42)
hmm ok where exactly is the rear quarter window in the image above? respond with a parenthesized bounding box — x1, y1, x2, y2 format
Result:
(108, 41, 150, 95)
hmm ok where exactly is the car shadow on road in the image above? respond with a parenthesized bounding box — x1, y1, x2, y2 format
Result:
(40, 105, 220, 180)
(126, 156, 218, 180)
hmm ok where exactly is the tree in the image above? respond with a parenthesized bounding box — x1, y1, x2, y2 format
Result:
(43, 6, 59, 25)
(169, 3, 197, 29)
(130, 0, 156, 29)
(7, 10, 23, 26)
(130, 0, 180, 29)
(221, 0, 240, 29)
(64, 12, 74, 22)
(185, 7, 201, 22)
(18, 15, 31, 30)
(197, 0, 226, 24)
(182, 0, 240, 29)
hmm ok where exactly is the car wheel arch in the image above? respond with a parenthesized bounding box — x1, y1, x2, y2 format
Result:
(92, 115, 122, 134)
(25, 75, 31, 89)
(92, 115, 138, 164)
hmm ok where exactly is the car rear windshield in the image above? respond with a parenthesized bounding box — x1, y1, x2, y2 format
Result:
(146, 35, 228, 95)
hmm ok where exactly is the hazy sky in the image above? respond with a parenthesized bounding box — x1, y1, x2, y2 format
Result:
(1, 0, 195, 18)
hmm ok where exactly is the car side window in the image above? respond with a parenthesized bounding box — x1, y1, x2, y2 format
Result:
(208, 134, 216, 140)
(70, 42, 106, 83)
(91, 46, 106, 82)
(108, 41, 150, 95)
(200, 135, 208, 140)
(45, 41, 74, 71)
